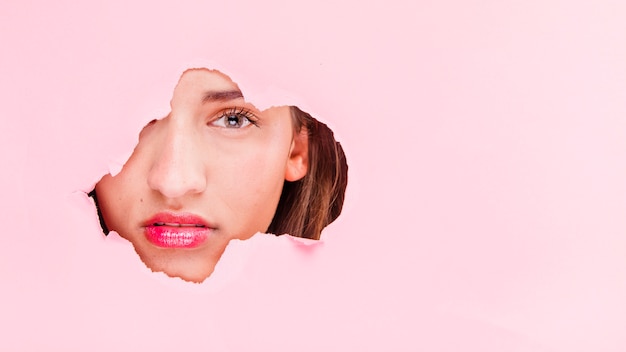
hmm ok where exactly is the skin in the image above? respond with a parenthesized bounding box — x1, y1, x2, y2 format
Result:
(95, 69, 307, 282)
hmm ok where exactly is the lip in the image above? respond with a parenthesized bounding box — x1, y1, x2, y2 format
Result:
(143, 212, 213, 249)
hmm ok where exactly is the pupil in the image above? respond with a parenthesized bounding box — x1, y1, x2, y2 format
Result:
(227, 115, 240, 126)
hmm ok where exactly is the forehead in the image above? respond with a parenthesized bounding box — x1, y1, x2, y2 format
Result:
(173, 69, 240, 99)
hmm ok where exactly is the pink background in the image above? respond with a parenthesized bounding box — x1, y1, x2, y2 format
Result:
(1, 1, 625, 351)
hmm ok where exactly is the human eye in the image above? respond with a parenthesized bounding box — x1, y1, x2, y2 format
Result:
(210, 107, 259, 129)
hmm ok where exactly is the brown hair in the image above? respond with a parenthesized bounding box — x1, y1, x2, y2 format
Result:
(267, 106, 348, 240)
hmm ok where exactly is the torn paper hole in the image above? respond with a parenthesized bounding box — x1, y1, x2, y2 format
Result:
(88, 68, 348, 283)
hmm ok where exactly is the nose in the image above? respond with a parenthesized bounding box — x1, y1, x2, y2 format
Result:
(147, 120, 207, 199)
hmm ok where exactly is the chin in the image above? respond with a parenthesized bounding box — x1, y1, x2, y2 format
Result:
(151, 262, 215, 283)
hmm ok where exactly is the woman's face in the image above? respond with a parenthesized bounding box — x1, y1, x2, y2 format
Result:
(95, 69, 306, 282)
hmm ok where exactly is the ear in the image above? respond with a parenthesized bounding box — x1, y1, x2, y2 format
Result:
(285, 128, 309, 181)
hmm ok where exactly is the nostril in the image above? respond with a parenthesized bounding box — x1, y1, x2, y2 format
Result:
(147, 161, 207, 199)
(146, 135, 208, 199)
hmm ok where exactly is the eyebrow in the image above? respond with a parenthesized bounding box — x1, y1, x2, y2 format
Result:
(202, 90, 244, 103)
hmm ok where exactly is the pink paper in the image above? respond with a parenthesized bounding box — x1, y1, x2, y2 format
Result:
(1, 1, 626, 351)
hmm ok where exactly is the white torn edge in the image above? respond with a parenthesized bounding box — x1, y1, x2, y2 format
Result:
(284, 233, 324, 247)
(107, 148, 134, 177)
(143, 231, 260, 294)
(173, 59, 313, 113)
(144, 232, 324, 292)
(72, 62, 334, 290)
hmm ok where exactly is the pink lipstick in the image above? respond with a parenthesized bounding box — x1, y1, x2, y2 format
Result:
(144, 212, 212, 248)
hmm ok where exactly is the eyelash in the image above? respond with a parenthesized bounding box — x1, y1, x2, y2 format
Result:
(211, 107, 259, 129)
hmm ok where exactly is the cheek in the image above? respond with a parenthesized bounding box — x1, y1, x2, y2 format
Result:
(209, 132, 292, 235)
(233, 150, 287, 203)
(95, 175, 126, 232)
(94, 160, 146, 234)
